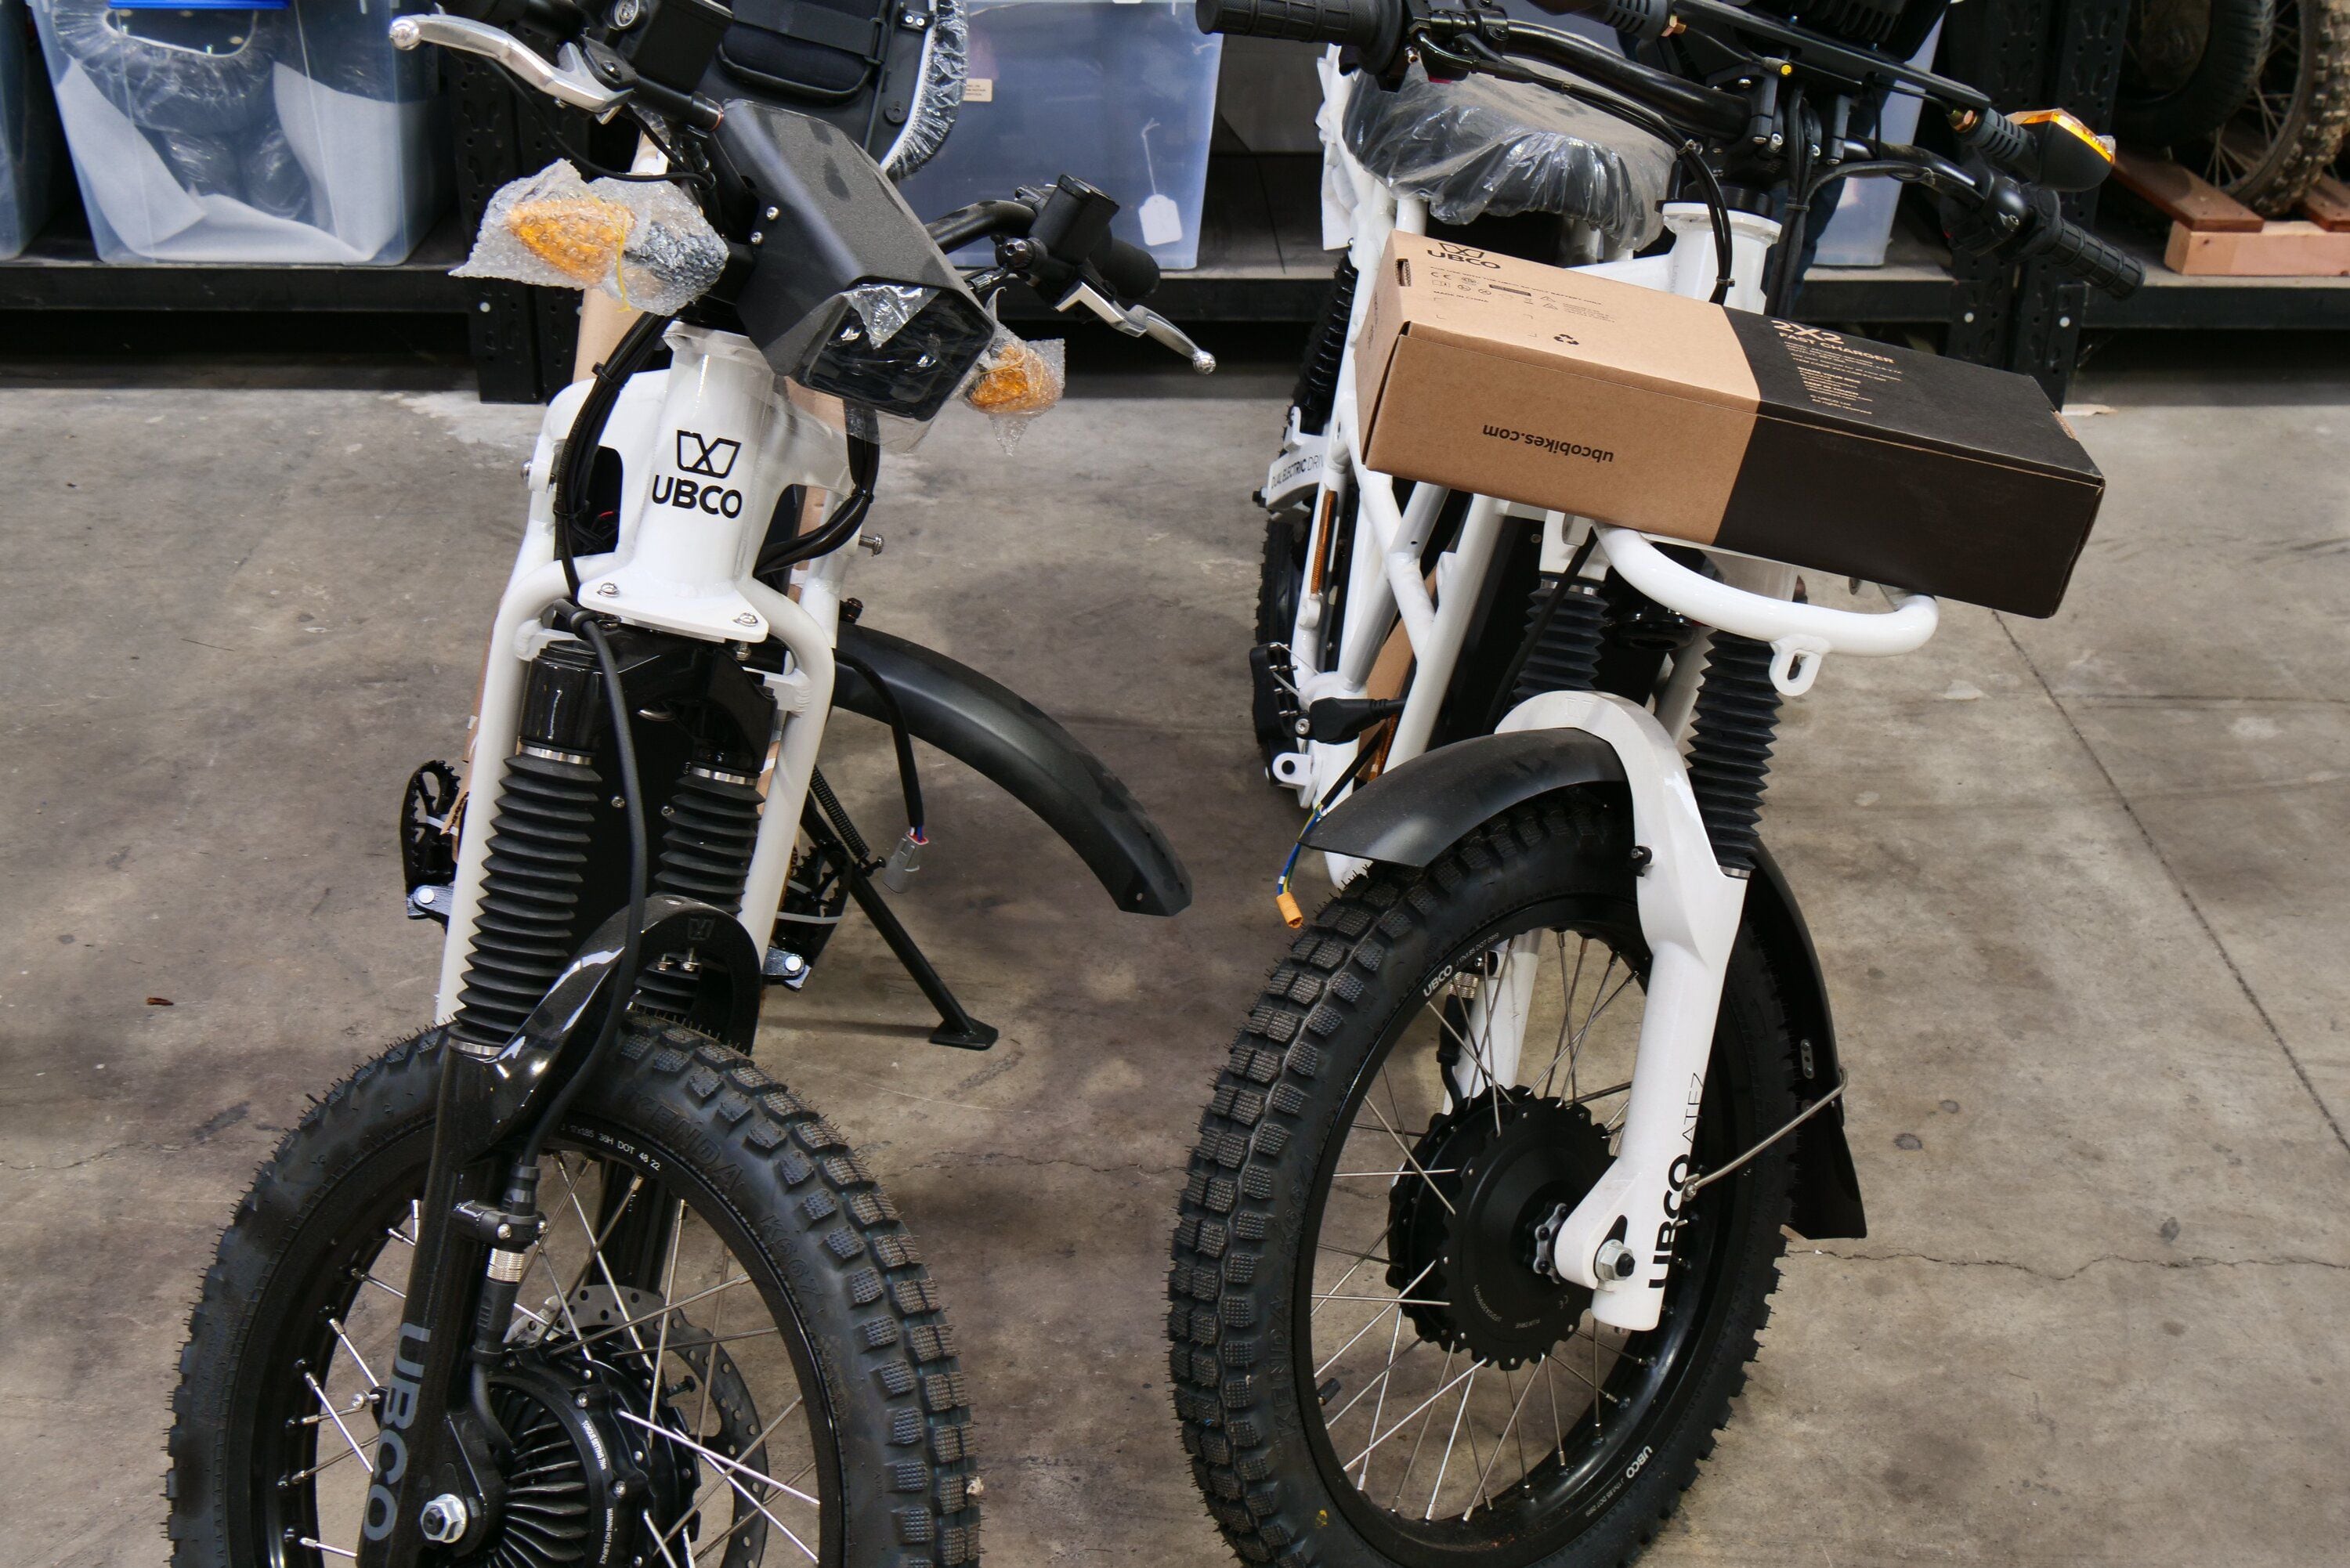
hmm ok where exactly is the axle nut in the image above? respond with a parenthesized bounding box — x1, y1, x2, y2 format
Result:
(419, 1494, 471, 1545)
(1594, 1239, 1638, 1282)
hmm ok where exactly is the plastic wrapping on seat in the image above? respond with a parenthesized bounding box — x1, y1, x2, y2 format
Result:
(880, 0, 964, 177)
(1343, 65, 1671, 249)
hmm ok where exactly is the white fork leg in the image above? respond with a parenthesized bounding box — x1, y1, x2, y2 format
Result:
(1496, 689, 1749, 1332)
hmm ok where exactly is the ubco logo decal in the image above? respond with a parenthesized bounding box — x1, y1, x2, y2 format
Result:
(651, 428, 746, 518)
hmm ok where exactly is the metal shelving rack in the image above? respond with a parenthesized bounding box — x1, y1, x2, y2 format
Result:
(2, 0, 2345, 403)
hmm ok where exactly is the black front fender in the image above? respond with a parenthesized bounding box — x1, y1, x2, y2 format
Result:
(1303, 728, 1629, 866)
(1300, 728, 1863, 1238)
(832, 623, 1191, 916)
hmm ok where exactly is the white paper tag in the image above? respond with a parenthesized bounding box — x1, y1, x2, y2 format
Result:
(964, 78, 994, 102)
(1137, 192, 1182, 248)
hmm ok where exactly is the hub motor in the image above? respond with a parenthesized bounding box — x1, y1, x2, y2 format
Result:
(454, 1285, 768, 1568)
(1385, 1088, 1613, 1367)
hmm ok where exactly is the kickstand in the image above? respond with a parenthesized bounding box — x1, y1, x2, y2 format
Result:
(843, 865, 999, 1050)
(799, 798, 997, 1050)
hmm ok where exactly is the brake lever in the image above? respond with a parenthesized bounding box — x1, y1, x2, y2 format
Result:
(1054, 280, 1217, 374)
(388, 13, 629, 119)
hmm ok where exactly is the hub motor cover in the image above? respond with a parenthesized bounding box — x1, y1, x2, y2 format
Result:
(1386, 1088, 1612, 1367)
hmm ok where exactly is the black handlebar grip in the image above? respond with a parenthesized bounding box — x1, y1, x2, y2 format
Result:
(2034, 206, 2144, 299)
(1094, 237, 1162, 304)
(1960, 108, 2037, 179)
(1194, 0, 1404, 68)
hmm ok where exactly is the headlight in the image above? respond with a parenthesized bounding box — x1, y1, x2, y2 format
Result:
(713, 105, 994, 421)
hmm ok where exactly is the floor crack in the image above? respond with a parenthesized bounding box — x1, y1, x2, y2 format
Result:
(1810, 1246, 2350, 1281)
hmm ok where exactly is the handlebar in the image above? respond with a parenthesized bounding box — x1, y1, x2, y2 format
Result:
(1193, 0, 1401, 60)
(1195, 0, 2142, 300)
(2029, 204, 2142, 298)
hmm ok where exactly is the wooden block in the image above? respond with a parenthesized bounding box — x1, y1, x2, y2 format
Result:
(2303, 175, 2350, 233)
(2164, 219, 2350, 276)
(2113, 150, 2264, 232)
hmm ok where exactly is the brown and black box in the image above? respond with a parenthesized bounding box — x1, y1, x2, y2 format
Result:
(1354, 232, 2105, 617)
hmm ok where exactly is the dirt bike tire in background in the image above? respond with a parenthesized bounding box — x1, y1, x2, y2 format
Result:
(1170, 795, 1801, 1568)
(2185, 0, 2350, 213)
(2118, 0, 2275, 146)
(168, 1020, 982, 1568)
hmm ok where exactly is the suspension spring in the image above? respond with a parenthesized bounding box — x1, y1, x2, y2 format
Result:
(1508, 575, 1609, 706)
(1683, 632, 1782, 876)
(1290, 259, 1358, 438)
(634, 764, 765, 1017)
(450, 750, 601, 1050)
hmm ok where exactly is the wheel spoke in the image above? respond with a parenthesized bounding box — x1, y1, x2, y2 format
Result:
(1362, 1098, 1454, 1215)
(1324, 1332, 1430, 1428)
(1354, 1308, 1408, 1490)
(1465, 1363, 1541, 1518)
(1316, 1258, 1437, 1378)
(303, 1369, 376, 1480)
(616, 1408, 822, 1508)
(1343, 1353, 1484, 1472)
(645, 1200, 686, 1426)
(1423, 1364, 1480, 1520)
(653, 1396, 807, 1556)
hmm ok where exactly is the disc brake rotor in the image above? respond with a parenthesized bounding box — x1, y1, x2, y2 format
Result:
(1385, 1089, 1611, 1367)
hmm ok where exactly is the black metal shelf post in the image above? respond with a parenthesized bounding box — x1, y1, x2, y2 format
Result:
(447, 55, 584, 403)
(1941, 0, 2133, 404)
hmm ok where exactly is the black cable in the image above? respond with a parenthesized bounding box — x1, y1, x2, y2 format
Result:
(514, 87, 713, 188)
(515, 613, 649, 1170)
(555, 310, 671, 602)
(753, 434, 882, 582)
(835, 647, 926, 836)
(1766, 92, 1814, 316)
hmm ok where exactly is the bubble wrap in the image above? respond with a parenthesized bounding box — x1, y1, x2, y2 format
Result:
(843, 282, 939, 348)
(880, 0, 966, 178)
(960, 327, 1063, 450)
(1343, 65, 1671, 250)
(452, 162, 727, 316)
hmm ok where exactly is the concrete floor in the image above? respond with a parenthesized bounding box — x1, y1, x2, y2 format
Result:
(2, 344, 2347, 1567)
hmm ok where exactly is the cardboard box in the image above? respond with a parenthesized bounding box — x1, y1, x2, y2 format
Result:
(1354, 232, 2105, 617)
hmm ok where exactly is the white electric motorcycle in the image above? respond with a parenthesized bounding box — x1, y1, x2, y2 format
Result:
(161, 5, 1210, 1566)
(1170, 0, 2140, 1563)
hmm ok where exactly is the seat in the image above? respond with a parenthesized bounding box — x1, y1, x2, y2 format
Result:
(1343, 66, 1673, 251)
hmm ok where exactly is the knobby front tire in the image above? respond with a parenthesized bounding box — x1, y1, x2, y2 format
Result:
(168, 1019, 980, 1568)
(1170, 795, 1800, 1568)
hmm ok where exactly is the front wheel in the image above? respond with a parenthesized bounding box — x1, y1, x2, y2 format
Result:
(1170, 795, 1799, 1567)
(168, 1020, 980, 1568)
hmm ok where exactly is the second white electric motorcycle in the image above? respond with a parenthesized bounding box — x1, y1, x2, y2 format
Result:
(1170, 0, 2141, 1561)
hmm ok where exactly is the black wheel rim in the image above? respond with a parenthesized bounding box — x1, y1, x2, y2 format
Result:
(241, 1131, 841, 1567)
(1292, 894, 1766, 1566)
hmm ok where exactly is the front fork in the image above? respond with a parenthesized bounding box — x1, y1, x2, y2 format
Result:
(1495, 689, 1754, 1334)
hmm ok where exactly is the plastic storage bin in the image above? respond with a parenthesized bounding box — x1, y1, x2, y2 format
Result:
(2, 0, 65, 255)
(28, 0, 445, 263)
(896, 0, 1221, 270)
(1813, 20, 1941, 267)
